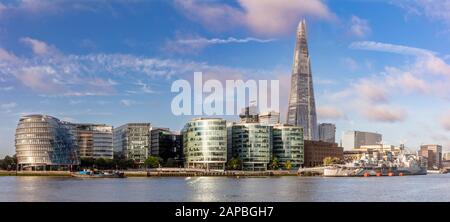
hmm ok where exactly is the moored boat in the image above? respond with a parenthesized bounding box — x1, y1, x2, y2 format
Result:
(71, 170, 126, 178)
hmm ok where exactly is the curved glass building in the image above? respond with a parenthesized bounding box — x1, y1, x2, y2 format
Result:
(15, 115, 79, 169)
(182, 118, 227, 170)
(273, 124, 304, 169)
(231, 123, 272, 171)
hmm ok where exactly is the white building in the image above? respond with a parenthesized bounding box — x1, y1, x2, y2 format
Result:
(259, 111, 280, 125)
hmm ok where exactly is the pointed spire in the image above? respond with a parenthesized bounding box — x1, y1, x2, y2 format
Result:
(297, 19, 307, 36)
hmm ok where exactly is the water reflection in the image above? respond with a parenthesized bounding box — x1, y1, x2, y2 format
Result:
(2, 175, 450, 202)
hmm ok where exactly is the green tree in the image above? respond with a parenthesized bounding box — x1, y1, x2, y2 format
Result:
(95, 158, 107, 169)
(323, 157, 341, 166)
(227, 157, 241, 170)
(1, 155, 17, 170)
(80, 157, 95, 168)
(269, 157, 279, 170)
(144, 156, 161, 169)
(284, 160, 293, 170)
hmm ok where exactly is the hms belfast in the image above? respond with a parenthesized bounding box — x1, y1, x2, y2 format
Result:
(286, 20, 318, 140)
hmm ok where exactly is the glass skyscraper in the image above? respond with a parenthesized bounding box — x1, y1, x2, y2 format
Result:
(182, 118, 227, 170)
(286, 20, 318, 140)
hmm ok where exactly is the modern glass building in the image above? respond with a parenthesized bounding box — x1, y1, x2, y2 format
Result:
(273, 124, 304, 169)
(182, 118, 227, 170)
(318, 123, 336, 143)
(68, 123, 113, 160)
(15, 115, 79, 170)
(231, 123, 272, 171)
(150, 127, 183, 162)
(113, 123, 151, 164)
(286, 20, 318, 140)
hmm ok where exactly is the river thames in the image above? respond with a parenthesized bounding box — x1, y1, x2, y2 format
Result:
(1, 174, 450, 202)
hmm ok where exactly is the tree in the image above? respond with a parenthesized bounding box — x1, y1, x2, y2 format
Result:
(284, 160, 293, 170)
(323, 157, 341, 166)
(227, 157, 241, 170)
(269, 157, 279, 170)
(0, 155, 17, 170)
(144, 156, 161, 169)
(80, 157, 95, 168)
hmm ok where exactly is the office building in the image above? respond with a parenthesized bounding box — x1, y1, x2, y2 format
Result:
(419, 144, 442, 169)
(182, 118, 227, 170)
(259, 111, 280, 125)
(318, 123, 336, 143)
(15, 114, 79, 170)
(303, 140, 343, 167)
(113, 123, 151, 164)
(272, 124, 304, 169)
(341, 131, 382, 150)
(150, 127, 182, 162)
(231, 123, 273, 171)
(286, 20, 318, 140)
(69, 123, 113, 160)
(239, 105, 259, 123)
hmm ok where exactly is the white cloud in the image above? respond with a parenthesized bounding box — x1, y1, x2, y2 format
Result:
(120, 99, 135, 107)
(317, 106, 345, 120)
(350, 41, 434, 57)
(349, 41, 450, 99)
(20, 37, 55, 55)
(168, 36, 276, 53)
(0, 86, 13, 91)
(353, 78, 389, 103)
(2, 38, 280, 96)
(174, 0, 335, 36)
(349, 15, 371, 37)
(341, 57, 359, 71)
(1, 102, 17, 109)
(393, 0, 450, 25)
(0, 48, 20, 63)
(135, 80, 155, 94)
(362, 105, 407, 123)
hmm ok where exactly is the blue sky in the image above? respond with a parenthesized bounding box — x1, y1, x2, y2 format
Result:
(1, 0, 450, 157)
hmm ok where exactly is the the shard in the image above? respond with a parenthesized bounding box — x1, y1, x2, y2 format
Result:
(286, 20, 318, 140)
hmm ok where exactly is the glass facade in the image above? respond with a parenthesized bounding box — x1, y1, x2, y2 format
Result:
(286, 20, 318, 140)
(150, 128, 182, 161)
(15, 115, 79, 168)
(231, 123, 272, 171)
(273, 125, 304, 168)
(68, 124, 113, 160)
(113, 123, 151, 164)
(182, 118, 227, 170)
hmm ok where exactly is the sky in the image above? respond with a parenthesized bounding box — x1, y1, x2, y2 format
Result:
(1, 0, 450, 157)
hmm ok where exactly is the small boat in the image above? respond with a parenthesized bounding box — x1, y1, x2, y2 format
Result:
(71, 170, 126, 178)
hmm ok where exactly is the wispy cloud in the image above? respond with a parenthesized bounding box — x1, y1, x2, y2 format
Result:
(317, 106, 345, 120)
(167, 36, 276, 53)
(20, 37, 56, 55)
(174, 0, 335, 36)
(348, 15, 371, 38)
(1, 102, 16, 109)
(120, 99, 136, 107)
(392, 0, 450, 25)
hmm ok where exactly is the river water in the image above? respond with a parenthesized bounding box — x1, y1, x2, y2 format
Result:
(1, 174, 450, 202)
